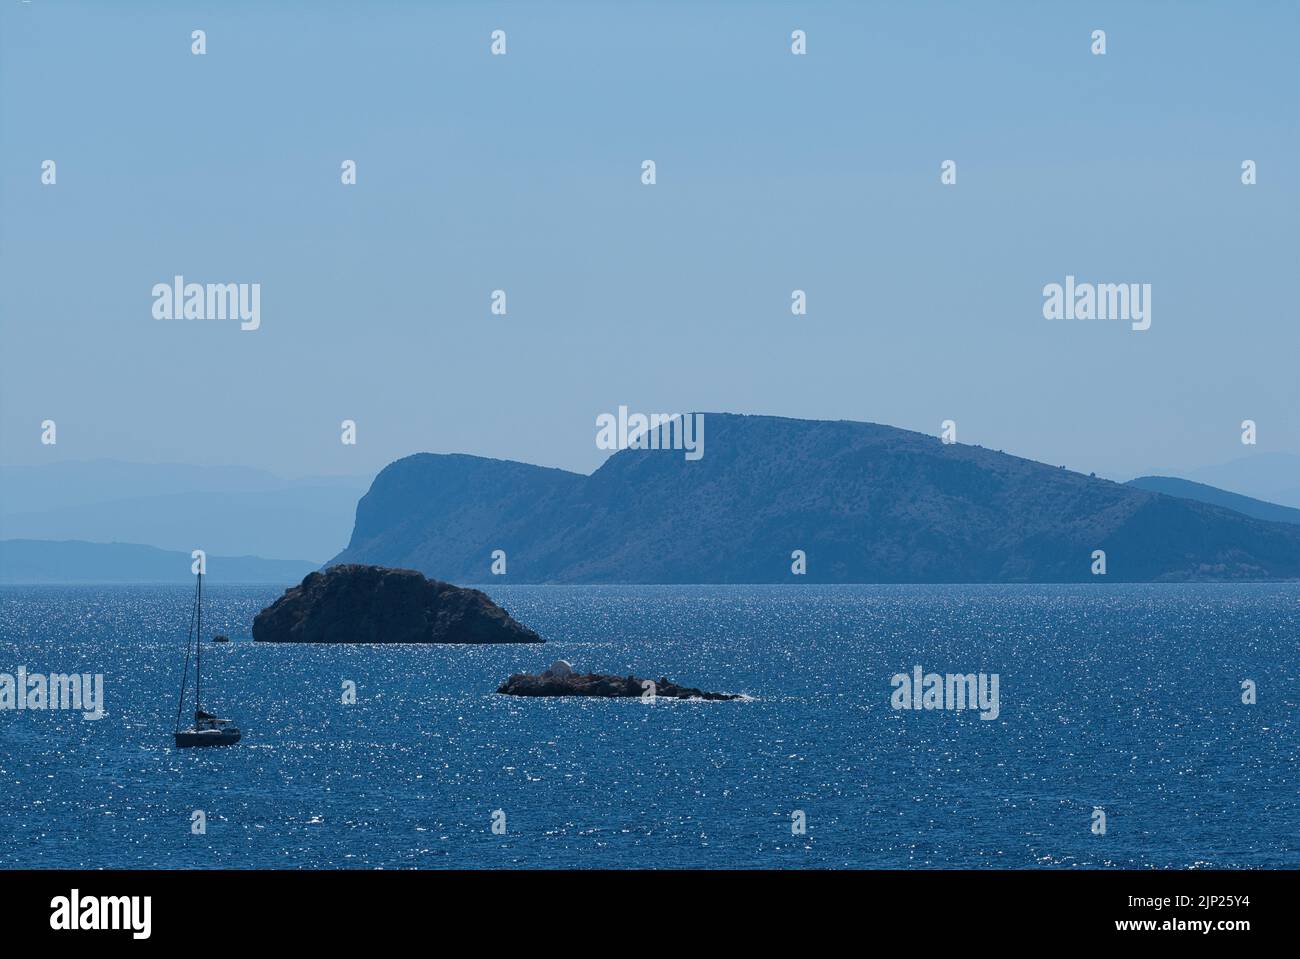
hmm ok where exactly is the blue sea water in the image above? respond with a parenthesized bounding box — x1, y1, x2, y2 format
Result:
(0, 584, 1296, 869)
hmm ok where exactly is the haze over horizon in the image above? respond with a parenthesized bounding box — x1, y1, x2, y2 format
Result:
(3, 1, 1296, 483)
(5, 413, 1300, 492)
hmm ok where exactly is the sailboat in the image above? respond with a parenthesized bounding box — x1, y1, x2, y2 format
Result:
(174, 567, 241, 748)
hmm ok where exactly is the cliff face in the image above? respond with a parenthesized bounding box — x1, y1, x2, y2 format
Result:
(252, 564, 542, 643)
(336, 454, 582, 578)
(330, 414, 1300, 583)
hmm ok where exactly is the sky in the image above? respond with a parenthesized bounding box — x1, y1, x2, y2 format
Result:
(1, 0, 1296, 482)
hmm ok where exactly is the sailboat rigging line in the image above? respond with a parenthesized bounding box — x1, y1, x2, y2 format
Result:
(196, 570, 202, 717)
(173, 574, 200, 733)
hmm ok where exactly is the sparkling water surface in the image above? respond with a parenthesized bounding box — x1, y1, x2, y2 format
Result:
(1, 584, 1296, 868)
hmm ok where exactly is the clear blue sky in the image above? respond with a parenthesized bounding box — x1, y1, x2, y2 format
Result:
(2, 0, 1296, 480)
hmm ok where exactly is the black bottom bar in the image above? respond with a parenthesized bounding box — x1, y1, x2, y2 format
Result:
(0, 868, 1278, 944)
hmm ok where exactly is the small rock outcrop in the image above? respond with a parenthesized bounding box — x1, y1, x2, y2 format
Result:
(252, 564, 542, 644)
(498, 669, 739, 700)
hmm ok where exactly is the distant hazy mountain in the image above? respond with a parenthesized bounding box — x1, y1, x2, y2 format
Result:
(0, 460, 365, 561)
(1133, 453, 1300, 509)
(330, 414, 1300, 583)
(1126, 476, 1300, 526)
(0, 540, 316, 584)
(1273, 486, 1300, 509)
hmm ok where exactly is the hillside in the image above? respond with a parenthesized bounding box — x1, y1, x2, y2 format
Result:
(330, 414, 1300, 583)
(1125, 476, 1300, 526)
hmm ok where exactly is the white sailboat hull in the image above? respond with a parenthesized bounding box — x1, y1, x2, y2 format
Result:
(175, 727, 241, 748)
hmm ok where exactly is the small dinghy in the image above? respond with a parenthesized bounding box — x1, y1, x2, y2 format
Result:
(173, 567, 241, 748)
(212, 634, 229, 643)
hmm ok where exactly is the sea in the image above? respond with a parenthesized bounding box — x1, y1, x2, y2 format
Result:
(1, 584, 1296, 869)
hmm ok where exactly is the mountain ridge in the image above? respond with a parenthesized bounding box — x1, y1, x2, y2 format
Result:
(331, 413, 1300, 583)
(1125, 475, 1300, 527)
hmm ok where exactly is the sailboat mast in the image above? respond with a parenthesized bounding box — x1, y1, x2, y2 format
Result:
(196, 568, 202, 716)
(173, 572, 198, 734)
